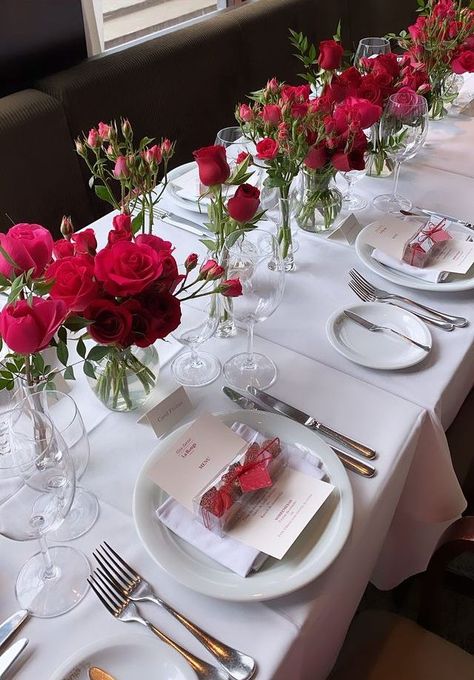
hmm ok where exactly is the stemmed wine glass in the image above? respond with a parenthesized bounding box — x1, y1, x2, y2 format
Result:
(373, 92, 429, 214)
(222, 229, 285, 390)
(1, 408, 90, 617)
(171, 296, 221, 387)
(340, 164, 368, 212)
(215, 126, 252, 164)
(354, 37, 391, 70)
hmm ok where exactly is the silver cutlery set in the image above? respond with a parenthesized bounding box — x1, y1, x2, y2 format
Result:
(0, 610, 28, 678)
(88, 542, 256, 680)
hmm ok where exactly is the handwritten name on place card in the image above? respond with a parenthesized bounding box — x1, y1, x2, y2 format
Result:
(147, 413, 247, 511)
(138, 386, 192, 438)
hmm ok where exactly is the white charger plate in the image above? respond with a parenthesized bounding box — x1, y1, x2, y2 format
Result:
(326, 302, 432, 370)
(50, 632, 195, 680)
(355, 223, 474, 292)
(133, 410, 353, 602)
(166, 162, 211, 214)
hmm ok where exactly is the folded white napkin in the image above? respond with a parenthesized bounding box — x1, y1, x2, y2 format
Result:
(371, 248, 448, 283)
(157, 422, 326, 577)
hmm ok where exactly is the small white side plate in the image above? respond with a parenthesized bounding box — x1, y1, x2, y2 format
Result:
(326, 302, 432, 370)
(50, 632, 196, 680)
(165, 162, 208, 214)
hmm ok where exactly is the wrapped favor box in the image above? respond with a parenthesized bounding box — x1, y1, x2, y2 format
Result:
(403, 219, 451, 268)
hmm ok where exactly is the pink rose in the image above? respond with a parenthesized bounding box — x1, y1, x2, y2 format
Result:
(113, 156, 129, 179)
(97, 122, 111, 140)
(0, 223, 53, 279)
(161, 138, 173, 157)
(218, 279, 242, 297)
(87, 128, 100, 147)
(239, 104, 254, 122)
(108, 213, 132, 246)
(0, 297, 67, 354)
(71, 228, 97, 256)
(94, 241, 163, 296)
(45, 255, 99, 313)
(143, 144, 162, 165)
(262, 104, 281, 124)
(452, 50, 474, 74)
(135, 234, 173, 254)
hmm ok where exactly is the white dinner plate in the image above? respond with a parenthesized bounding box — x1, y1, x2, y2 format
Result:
(165, 162, 209, 214)
(49, 632, 196, 680)
(133, 410, 353, 602)
(355, 223, 474, 292)
(326, 302, 432, 370)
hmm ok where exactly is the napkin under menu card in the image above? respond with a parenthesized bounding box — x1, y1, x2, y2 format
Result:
(149, 414, 334, 560)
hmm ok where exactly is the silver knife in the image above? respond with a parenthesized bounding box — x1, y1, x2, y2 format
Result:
(246, 386, 377, 460)
(344, 310, 431, 352)
(0, 611, 28, 650)
(0, 639, 28, 678)
(223, 387, 376, 477)
(153, 209, 212, 239)
(413, 206, 473, 230)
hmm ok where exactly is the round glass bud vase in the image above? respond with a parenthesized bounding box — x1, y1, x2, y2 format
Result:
(87, 345, 159, 412)
(429, 73, 463, 120)
(294, 170, 343, 233)
(275, 197, 296, 272)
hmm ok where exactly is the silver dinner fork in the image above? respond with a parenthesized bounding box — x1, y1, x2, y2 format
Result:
(88, 570, 232, 680)
(92, 543, 256, 680)
(349, 269, 468, 328)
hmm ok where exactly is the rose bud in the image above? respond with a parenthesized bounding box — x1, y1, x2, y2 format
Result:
(71, 228, 97, 256)
(113, 155, 129, 179)
(205, 263, 225, 280)
(218, 279, 242, 297)
(97, 121, 111, 140)
(87, 128, 100, 148)
(193, 145, 230, 186)
(318, 39, 344, 71)
(161, 138, 173, 158)
(199, 259, 220, 277)
(266, 77, 279, 93)
(60, 215, 74, 239)
(236, 151, 250, 165)
(184, 253, 198, 271)
(227, 184, 260, 223)
(75, 138, 86, 156)
(0, 297, 67, 354)
(53, 239, 75, 259)
(238, 103, 254, 122)
(144, 144, 162, 165)
(262, 104, 282, 125)
(121, 118, 132, 139)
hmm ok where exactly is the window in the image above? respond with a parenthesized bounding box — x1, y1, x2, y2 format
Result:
(102, 0, 248, 51)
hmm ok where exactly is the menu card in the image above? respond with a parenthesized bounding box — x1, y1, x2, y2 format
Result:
(150, 414, 335, 559)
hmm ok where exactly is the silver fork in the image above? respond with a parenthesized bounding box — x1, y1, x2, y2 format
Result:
(93, 543, 256, 680)
(88, 570, 232, 680)
(349, 269, 468, 328)
(348, 280, 455, 331)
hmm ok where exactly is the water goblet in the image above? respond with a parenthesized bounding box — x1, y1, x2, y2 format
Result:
(1, 409, 90, 617)
(341, 165, 368, 212)
(355, 37, 391, 70)
(171, 296, 221, 387)
(373, 92, 429, 214)
(222, 229, 285, 390)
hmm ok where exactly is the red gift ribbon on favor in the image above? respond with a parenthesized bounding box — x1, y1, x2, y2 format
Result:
(409, 218, 448, 265)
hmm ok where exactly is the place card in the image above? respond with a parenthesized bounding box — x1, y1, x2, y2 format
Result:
(138, 385, 193, 438)
(148, 413, 247, 511)
(226, 467, 334, 559)
(327, 213, 363, 245)
(364, 217, 420, 260)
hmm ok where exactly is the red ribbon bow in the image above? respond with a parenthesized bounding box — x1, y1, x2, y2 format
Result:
(409, 219, 448, 265)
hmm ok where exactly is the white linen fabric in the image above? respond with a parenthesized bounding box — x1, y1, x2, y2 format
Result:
(371, 248, 448, 282)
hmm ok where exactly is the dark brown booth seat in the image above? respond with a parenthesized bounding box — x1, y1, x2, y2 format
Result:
(0, 90, 94, 234)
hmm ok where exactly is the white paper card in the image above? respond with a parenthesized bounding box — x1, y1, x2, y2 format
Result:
(226, 467, 334, 559)
(327, 213, 363, 245)
(364, 217, 420, 260)
(148, 414, 247, 511)
(138, 386, 192, 438)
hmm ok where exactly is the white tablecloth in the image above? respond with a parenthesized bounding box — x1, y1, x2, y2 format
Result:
(1, 105, 473, 679)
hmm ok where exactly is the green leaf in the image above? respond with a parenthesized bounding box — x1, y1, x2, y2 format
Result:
(63, 365, 76, 380)
(76, 337, 87, 359)
(58, 326, 67, 344)
(200, 238, 217, 252)
(7, 274, 25, 304)
(131, 211, 144, 235)
(0, 244, 19, 270)
(83, 360, 96, 379)
(95, 184, 116, 206)
(86, 345, 110, 362)
(57, 341, 69, 367)
(64, 315, 92, 332)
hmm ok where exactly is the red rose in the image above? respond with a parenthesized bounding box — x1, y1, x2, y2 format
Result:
(318, 40, 344, 71)
(94, 241, 163, 296)
(85, 298, 132, 347)
(262, 104, 281, 124)
(108, 213, 132, 246)
(304, 146, 328, 170)
(184, 253, 198, 271)
(334, 97, 382, 131)
(0, 297, 66, 354)
(391, 88, 422, 116)
(139, 290, 182, 340)
(332, 150, 366, 172)
(227, 184, 260, 223)
(193, 145, 230, 186)
(135, 234, 172, 254)
(45, 255, 99, 313)
(256, 138, 279, 160)
(452, 50, 474, 74)
(280, 84, 311, 102)
(120, 299, 155, 348)
(0, 223, 53, 279)
(219, 279, 242, 297)
(71, 228, 97, 256)
(372, 53, 401, 79)
(238, 103, 254, 122)
(53, 239, 75, 259)
(338, 67, 362, 91)
(357, 75, 384, 106)
(156, 253, 181, 292)
(236, 151, 250, 164)
(290, 102, 309, 119)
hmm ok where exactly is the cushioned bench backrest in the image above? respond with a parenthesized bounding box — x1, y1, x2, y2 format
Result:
(0, 89, 94, 234)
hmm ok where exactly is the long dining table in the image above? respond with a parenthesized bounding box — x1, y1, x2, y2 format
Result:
(1, 94, 473, 680)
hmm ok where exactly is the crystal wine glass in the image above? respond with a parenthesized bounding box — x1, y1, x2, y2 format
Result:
(171, 297, 221, 387)
(22, 389, 99, 542)
(215, 126, 252, 163)
(341, 164, 368, 212)
(222, 229, 285, 390)
(355, 37, 391, 70)
(373, 92, 429, 214)
(2, 408, 90, 617)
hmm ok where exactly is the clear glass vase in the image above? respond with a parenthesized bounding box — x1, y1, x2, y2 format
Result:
(366, 123, 394, 177)
(429, 72, 463, 120)
(275, 196, 295, 272)
(294, 170, 342, 233)
(87, 345, 159, 412)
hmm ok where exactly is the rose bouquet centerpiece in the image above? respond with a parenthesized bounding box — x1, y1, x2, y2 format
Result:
(388, 0, 474, 119)
(236, 79, 381, 241)
(0, 219, 241, 412)
(76, 119, 175, 234)
(192, 145, 263, 335)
